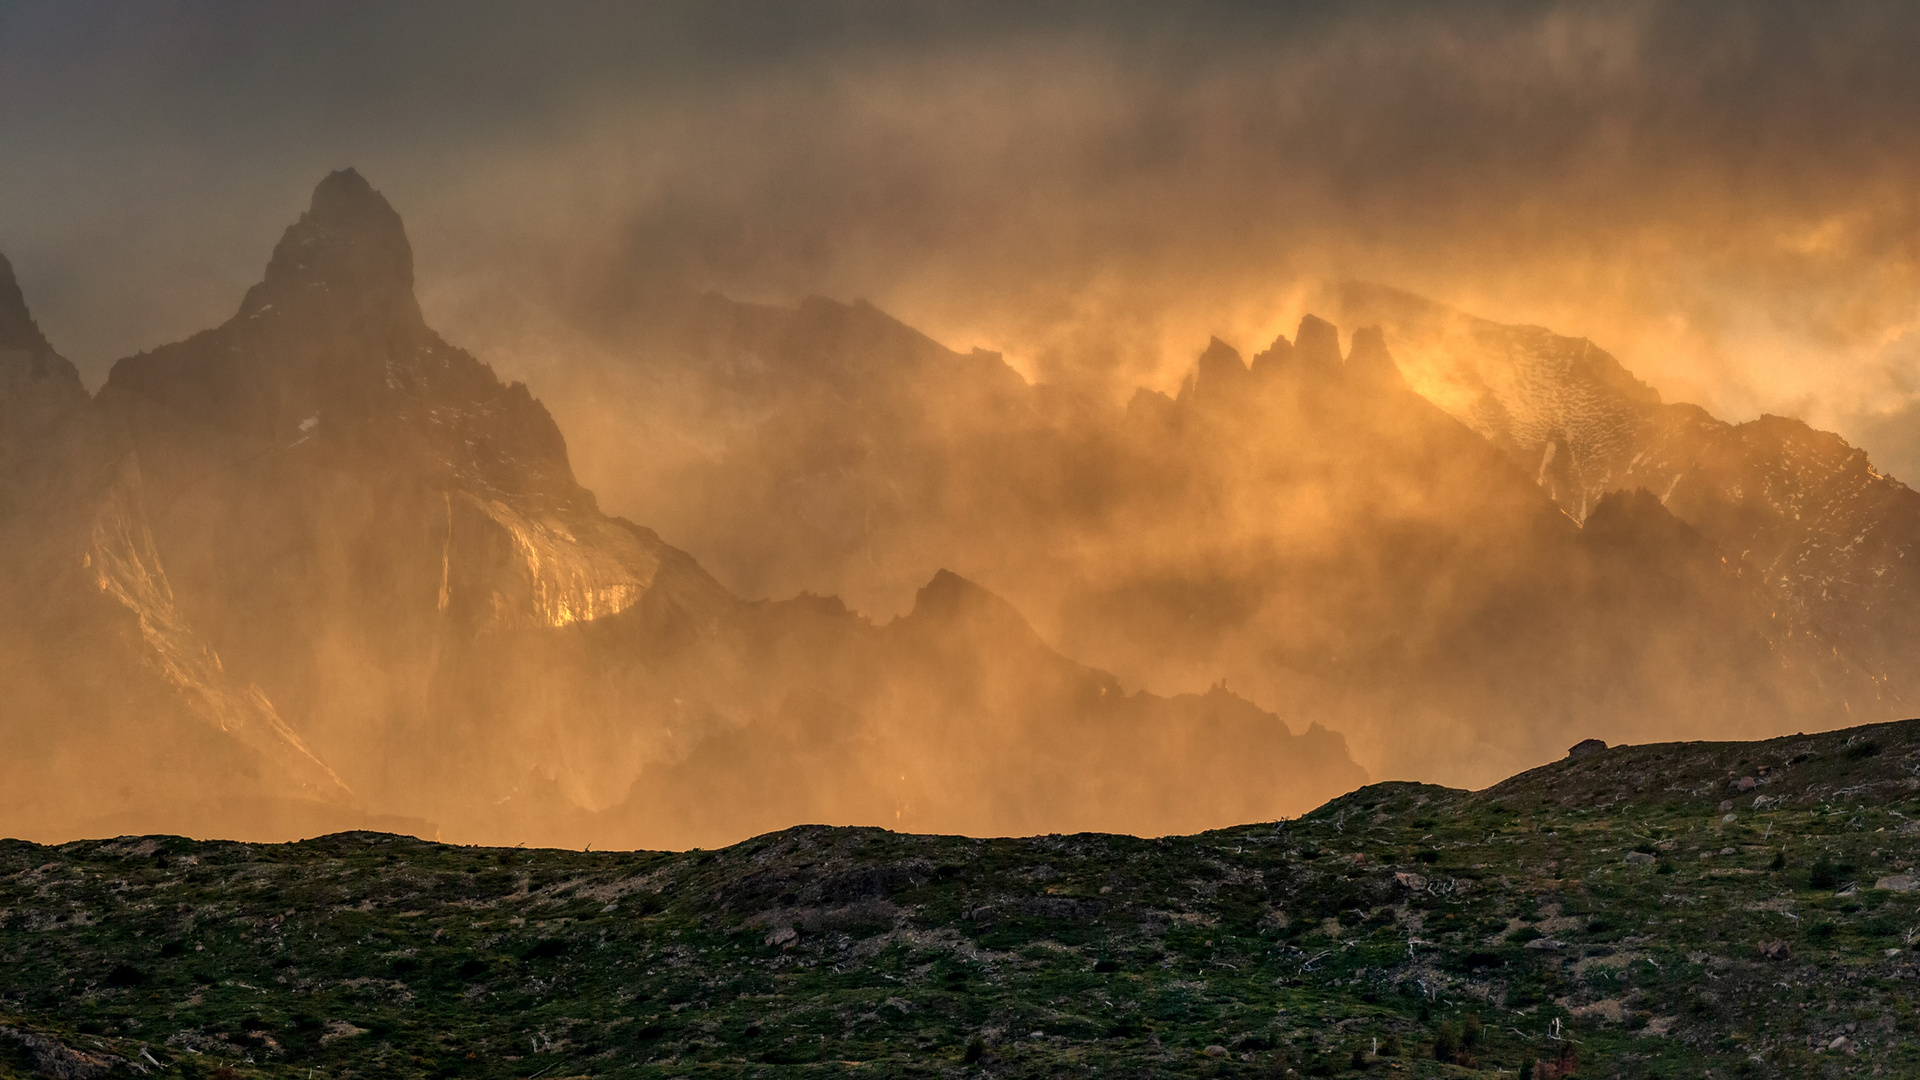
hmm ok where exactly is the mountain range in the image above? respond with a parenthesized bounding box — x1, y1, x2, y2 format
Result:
(522, 270, 1902, 786)
(0, 171, 1363, 847)
(3, 169, 1916, 845)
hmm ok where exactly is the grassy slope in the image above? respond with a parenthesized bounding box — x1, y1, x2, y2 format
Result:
(6, 720, 1920, 1079)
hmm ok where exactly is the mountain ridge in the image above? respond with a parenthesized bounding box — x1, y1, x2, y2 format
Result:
(533, 280, 1889, 786)
(0, 171, 1368, 846)
(1331, 279, 1920, 698)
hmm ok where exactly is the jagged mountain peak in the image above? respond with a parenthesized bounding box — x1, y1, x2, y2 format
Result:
(1343, 325, 1405, 388)
(238, 168, 419, 326)
(901, 568, 1043, 647)
(102, 169, 587, 509)
(0, 251, 54, 357)
(1184, 335, 1250, 402)
(1292, 313, 1344, 373)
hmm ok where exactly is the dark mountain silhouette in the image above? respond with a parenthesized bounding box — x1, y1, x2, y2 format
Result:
(0, 171, 1365, 845)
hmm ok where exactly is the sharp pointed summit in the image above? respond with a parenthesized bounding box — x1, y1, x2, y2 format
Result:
(1186, 335, 1250, 403)
(239, 168, 420, 327)
(1292, 313, 1344, 375)
(1343, 325, 1405, 388)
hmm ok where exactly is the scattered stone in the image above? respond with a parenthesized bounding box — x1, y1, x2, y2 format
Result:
(1524, 938, 1565, 950)
(765, 926, 799, 948)
(1874, 875, 1918, 893)
(1393, 871, 1428, 890)
(1722, 813, 1738, 824)
(1718, 800, 1734, 812)
(320, 1021, 368, 1045)
(0, 1025, 128, 1079)
(1202, 1045, 1229, 1058)
(1735, 776, 1757, 792)
(1625, 851, 1656, 866)
(1567, 738, 1607, 760)
(1758, 940, 1792, 960)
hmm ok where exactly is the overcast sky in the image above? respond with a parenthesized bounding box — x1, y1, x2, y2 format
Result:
(5, 1, 1920, 466)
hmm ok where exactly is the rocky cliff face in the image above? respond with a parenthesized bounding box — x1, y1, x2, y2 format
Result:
(1, 172, 1368, 845)
(0, 254, 366, 841)
(1333, 281, 1920, 695)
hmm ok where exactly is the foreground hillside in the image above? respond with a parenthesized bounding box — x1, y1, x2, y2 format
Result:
(8, 722, 1920, 1079)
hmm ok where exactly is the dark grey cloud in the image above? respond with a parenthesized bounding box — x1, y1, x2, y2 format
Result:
(4, 0, 1920, 464)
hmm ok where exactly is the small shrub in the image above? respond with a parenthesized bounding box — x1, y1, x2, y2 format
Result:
(105, 964, 146, 988)
(1433, 1021, 1462, 1062)
(1809, 856, 1840, 890)
(963, 1035, 985, 1064)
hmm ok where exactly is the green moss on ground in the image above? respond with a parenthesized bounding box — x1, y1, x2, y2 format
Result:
(7, 720, 1920, 1078)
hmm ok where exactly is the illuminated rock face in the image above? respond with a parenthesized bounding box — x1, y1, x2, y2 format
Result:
(0, 255, 368, 839)
(1335, 281, 1920, 696)
(81, 170, 698, 818)
(97, 169, 655, 634)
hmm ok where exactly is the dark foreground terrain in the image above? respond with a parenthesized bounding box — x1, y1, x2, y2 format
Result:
(8, 721, 1920, 1079)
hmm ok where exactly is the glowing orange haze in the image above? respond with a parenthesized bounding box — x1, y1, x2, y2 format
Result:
(5, 4, 1920, 847)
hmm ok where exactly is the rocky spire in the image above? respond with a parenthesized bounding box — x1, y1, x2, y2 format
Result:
(0, 252, 54, 356)
(1186, 336, 1249, 403)
(1292, 314, 1344, 376)
(1249, 332, 1295, 381)
(237, 168, 422, 327)
(1343, 325, 1406, 388)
